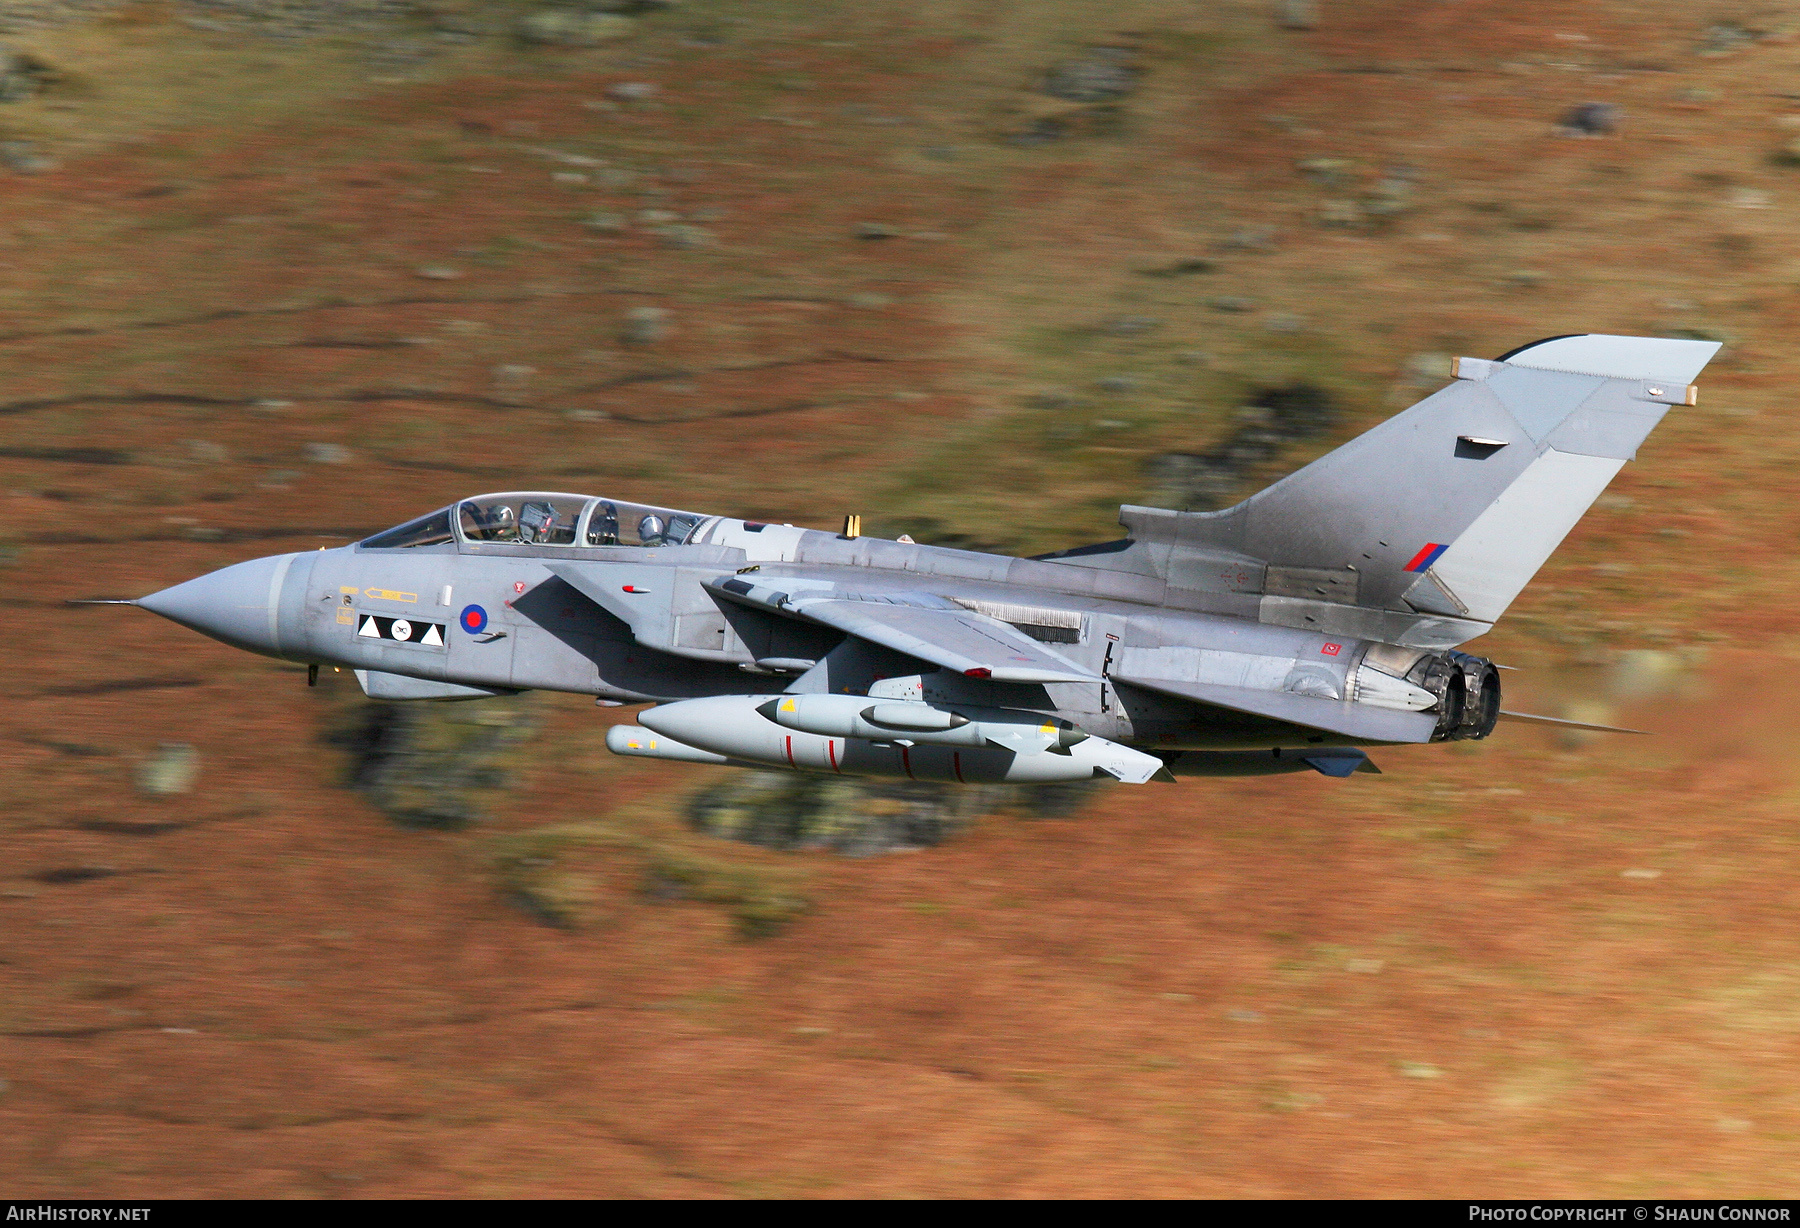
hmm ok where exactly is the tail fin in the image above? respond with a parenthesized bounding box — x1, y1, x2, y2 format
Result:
(1115, 334, 1720, 648)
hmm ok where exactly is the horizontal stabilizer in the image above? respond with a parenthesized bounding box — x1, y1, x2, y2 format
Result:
(1498, 709, 1647, 735)
(1162, 746, 1382, 777)
(1114, 674, 1438, 744)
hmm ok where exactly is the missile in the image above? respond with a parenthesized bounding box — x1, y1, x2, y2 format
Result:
(634, 694, 1168, 784)
(755, 692, 1088, 753)
(605, 724, 732, 765)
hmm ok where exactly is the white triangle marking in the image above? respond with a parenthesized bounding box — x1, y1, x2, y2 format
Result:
(421, 624, 443, 647)
(357, 616, 380, 638)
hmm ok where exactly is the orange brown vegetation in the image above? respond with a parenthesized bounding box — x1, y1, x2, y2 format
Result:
(4, 0, 1800, 1198)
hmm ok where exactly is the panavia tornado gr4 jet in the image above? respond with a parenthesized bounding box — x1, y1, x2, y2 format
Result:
(123, 333, 1718, 785)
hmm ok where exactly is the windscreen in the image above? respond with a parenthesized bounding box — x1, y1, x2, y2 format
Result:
(360, 507, 456, 549)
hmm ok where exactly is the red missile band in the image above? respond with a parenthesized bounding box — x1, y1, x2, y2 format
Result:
(963, 667, 991, 678)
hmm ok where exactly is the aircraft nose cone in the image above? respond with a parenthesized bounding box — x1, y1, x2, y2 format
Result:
(137, 552, 305, 657)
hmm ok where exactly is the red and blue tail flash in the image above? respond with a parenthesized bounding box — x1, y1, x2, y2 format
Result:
(1403, 543, 1450, 573)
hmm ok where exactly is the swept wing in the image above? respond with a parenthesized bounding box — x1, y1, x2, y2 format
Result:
(707, 577, 1099, 684)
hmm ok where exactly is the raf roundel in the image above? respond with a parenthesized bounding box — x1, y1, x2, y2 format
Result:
(459, 604, 489, 635)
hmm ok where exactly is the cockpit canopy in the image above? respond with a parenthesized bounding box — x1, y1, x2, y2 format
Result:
(359, 492, 710, 550)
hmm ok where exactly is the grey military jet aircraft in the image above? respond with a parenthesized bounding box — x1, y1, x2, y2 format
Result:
(124, 333, 1718, 785)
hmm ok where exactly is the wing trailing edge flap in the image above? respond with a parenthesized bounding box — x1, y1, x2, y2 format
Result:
(703, 574, 1099, 683)
(791, 598, 1101, 684)
(1114, 674, 1439, 744)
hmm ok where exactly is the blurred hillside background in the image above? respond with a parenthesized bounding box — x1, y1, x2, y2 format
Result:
(3, 0, 1800, 1197)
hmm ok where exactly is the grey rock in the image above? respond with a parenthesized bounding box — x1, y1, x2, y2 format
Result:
(1274, 0, 1319, 30)
(491, 364, 535, 403)
(1397, 352, 1451, 387)
(1263, 312, 1305, 333)
(1148, 382, 1340, 509)
(414, 265, 463, 280)
(1216, 227, 1277, 252)
(1095, 374, 1141, 393)
(1025, 388, 1081, 410)
(1101, 314, 1161, 334)
(1360, 177, 1413, 220)
(854, 221, 899, 239)
(1558, 102, 1618, 135)
(1042, 49, 1137, 102)
(0, 139, 51, 174)
(302, 442, 354, 465)
(1296, 155, 1353, 186)
(1139, 257, 1216, 278)
(1699, 21, 1758, 55)
(330, 694, 541, 829)
(1607, 648, 1686, 700)
(1005, 117, 1066, 147)
(0, 44, 42, 103)
(136, 743, 198, 797)
(1207, 296, 1255, 313)
(186, 439, 230, 464)
(582, 211, 628, 232)
(687, 770, 1102, 856)
(654, 223, 711, 249)
(620, 305, 670, 344)
(605, 81, 659, 101)
(517, 10, 635, 46)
